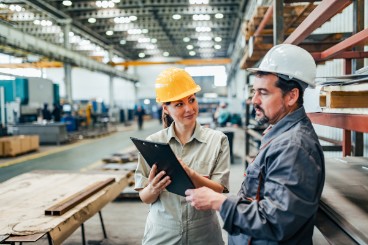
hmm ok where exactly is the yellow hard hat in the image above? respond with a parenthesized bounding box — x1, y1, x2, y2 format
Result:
(155, 67, 201, 103)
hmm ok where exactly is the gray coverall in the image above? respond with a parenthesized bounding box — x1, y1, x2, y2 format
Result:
(220, 107, 325, 244)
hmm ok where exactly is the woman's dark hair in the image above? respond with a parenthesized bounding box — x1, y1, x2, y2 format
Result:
(255, 71, 304, 107)
(162, 102, 173, 128)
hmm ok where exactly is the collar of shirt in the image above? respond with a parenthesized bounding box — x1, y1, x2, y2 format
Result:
(261, 107, 307, 145)
(166, 121, 206, 144)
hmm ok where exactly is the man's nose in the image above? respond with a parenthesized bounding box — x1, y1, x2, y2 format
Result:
(251, 93, 259, 105)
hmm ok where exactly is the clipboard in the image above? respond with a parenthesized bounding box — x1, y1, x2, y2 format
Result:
(130, 137, 195, 197)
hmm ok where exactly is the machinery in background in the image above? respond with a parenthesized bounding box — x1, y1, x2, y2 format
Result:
(0, 77, 66, 144)
(0, 77, 60, 126)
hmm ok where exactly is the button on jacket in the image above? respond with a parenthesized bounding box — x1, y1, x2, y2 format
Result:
(220, 107, 325, 244)
(135, 122, 230, 245)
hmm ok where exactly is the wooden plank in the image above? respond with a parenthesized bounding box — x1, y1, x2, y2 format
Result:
(326, 91, 368, 108)
(320, 94, 327, 107)
(45, 178, 115, 216)
(5, 233, 45, 242)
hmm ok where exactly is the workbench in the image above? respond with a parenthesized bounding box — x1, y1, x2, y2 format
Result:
(0, 170, 132, 245)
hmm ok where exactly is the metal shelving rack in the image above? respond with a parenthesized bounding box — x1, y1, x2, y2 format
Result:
(242, 0, 368, 243)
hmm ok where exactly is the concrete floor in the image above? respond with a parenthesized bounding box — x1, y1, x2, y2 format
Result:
(0, 120, 329, 245)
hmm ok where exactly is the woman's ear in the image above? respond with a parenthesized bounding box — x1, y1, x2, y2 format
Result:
(162, 104, 169, 115)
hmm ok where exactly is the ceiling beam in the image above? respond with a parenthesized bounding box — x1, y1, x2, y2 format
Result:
(0, 21, 138, 82)
(113, 59, 232, 67)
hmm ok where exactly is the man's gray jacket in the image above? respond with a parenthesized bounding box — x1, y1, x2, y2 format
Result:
(220, 107, 325, 244)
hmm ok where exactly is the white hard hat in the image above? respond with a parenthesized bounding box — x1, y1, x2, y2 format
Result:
(248, 44, 316, 89)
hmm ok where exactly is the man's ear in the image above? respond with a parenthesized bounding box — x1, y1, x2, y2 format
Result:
(287, 88, 299, 106)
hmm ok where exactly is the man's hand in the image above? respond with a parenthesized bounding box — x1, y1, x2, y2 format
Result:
(185, 187, 227, 211)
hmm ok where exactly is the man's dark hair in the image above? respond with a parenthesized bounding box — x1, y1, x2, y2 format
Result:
(255, 71, 304, 107)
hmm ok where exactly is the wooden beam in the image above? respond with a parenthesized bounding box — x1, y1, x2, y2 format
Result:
(326, 91, 368, 108)
(45, 178, 115, 216)
(284, 0, 353, 45)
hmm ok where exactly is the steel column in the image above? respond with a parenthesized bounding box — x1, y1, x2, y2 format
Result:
(352, 0, 365, 72)
(273, 0, 284, 45)
(63, 22, 72, 103)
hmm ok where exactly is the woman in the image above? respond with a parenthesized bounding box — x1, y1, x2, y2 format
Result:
(134, 67, 230, 244)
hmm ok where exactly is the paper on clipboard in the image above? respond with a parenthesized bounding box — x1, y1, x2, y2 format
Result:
(130, 137, 195, 197)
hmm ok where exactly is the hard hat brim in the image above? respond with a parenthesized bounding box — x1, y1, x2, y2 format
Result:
(247, 67, 315, 89)
(156, 85, 201, 103)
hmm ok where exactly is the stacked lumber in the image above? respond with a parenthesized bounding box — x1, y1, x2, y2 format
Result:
(0, 135, 39, 157)
(102, 151, 138, 163)
(100, 148, 139, 198)
(241, 3, 317, 69)
(317, 74, 368, 114)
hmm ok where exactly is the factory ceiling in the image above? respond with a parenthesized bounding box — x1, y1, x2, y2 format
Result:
(0, 0, 248, 65)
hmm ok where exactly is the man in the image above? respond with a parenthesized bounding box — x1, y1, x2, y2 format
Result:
(185, 44, 325, 244)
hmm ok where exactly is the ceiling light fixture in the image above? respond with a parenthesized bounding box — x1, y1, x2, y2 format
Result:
(195, 26, 211, 32)
(193, 14, 210, 21)
(106, 30, 114, 35)
(129, 15, 137, 21)
(138, 53, 145, 58)
(62, 1, 72, 6)
(172, 14, 181, 20)
(163, 52, 169, 57)
(119, 40, 126, 45)
(88, 18, 96, 24)
(183, 37, 190, 42)
(186, 45, 194, 50)
(214, 44, 221, 49)
(189, 51, 196, 56)
(215, 13, 224, 19)
(198, 36, 212, 41)
(214, 36, 222, 42)
(189, 0, 209, 4)
(96, 1, 114, 8)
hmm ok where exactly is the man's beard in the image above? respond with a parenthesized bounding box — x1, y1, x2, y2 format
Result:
(254, 105, 269, 125)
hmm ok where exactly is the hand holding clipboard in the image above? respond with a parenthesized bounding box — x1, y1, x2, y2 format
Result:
(131, 137, 195, 197)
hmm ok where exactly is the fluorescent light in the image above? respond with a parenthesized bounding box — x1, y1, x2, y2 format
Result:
(62, 1, 72, 6)
(88, 18, 96, 23)
(172, 14, 182, 20)
(214, 36, 222, 42)
(215, 13, 224, 19)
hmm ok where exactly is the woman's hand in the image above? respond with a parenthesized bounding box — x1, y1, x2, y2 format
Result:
(147, 164, 171, 195)
(178, 158, 194, 178)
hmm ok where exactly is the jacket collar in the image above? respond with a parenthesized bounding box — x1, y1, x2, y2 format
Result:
(261, 107, 307, 146)
(166, 121, 206, 144)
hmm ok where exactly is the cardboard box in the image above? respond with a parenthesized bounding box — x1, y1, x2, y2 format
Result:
(0, 137, 22, 157)
(19, 135, 31, 153)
